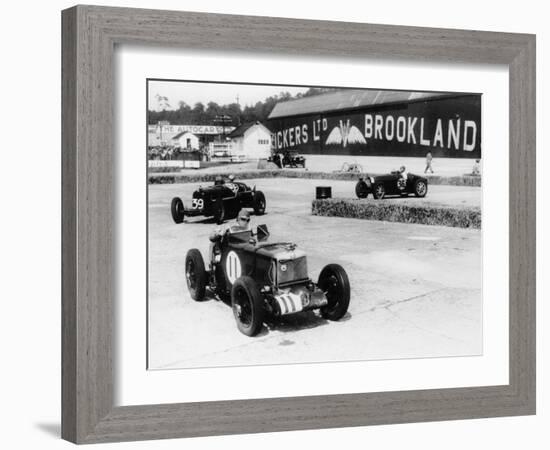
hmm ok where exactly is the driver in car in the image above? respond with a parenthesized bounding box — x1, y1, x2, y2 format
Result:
(397, 165, 408, 190)
(209, 209, 252, 261)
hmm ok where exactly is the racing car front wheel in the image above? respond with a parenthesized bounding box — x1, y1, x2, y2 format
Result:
(185, 249, 207, 301)
(252, 191, 266, 215)
(414, 180, 428, 197)
(171, 197, 185, 224)
(231, 276, 265, 336)
(355, 180, 369, 198)
(318, 264, 350, 321)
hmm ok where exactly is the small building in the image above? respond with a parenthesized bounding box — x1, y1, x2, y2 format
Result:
(228, 121, 272, 160)
(171, 131, 200, 150)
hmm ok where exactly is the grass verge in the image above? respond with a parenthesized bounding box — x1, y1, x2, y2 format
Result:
(148, 170, 481, 187)
(311, 198, 481, 229)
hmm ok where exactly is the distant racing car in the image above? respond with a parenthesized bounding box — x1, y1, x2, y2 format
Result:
(184, 225, 350, 336)
(355, 171, 428, 199)
(171, 179, 266, 224)
(269, 151, 306, 168)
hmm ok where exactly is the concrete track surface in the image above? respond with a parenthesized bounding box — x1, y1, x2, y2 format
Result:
(148, 179, 482, 369)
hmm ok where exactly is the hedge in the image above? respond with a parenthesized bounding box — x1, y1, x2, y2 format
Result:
(148, 169, 482, 187)
(148, 166, 183, 173)
(311, 198, 481, 229)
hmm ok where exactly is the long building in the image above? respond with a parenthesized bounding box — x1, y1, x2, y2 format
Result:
(267, 89, 481, 158)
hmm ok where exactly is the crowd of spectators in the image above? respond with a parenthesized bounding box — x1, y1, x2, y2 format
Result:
(148, 146, 181, 160)
(148, 146, 212, 161)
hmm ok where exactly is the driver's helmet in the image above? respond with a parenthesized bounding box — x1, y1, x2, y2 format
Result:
(228, 174, 235, 182)
(214, 175, 224, 185)
(237, 209, 250, 223)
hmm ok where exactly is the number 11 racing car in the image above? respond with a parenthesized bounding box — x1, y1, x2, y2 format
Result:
(171, 178, 266, 225)
(184, 225, 351, 336)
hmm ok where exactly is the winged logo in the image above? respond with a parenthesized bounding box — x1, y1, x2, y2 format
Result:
(325, 119, 367, 147)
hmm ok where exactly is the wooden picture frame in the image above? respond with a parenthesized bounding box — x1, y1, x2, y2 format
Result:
(61, 5, 536, 444)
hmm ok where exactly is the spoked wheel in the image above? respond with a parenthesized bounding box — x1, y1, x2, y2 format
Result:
(171, 197, 185, 223)
(185, 249, 207, 301)
(253, 191, 266, 215)
(373, 184, 385, 199)
(414, 179, 428, 197)
(318, 264, 350, 321)
(355, 180, 369, 198)
(231, 276, 264, 336)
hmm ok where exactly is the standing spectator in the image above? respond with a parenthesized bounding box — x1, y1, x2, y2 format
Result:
(424, 151, 434, 173)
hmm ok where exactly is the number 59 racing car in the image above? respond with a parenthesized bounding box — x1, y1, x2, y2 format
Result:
(171, 178, 266, 225)
(184, 225, 350, 336)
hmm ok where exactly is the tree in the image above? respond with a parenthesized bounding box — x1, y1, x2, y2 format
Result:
(147, 88, 339, 125)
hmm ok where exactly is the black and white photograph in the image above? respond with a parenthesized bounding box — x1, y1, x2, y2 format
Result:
(147, 80, 483, 370)
(2, 0, 544, 447)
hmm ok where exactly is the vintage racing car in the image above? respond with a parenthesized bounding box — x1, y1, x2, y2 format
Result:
(333, 162, 364, 174)
(171, 179, 266, 224)
(355, 171, 428, 199)
(269, 151, 306, 169)
(184, 225, 350, 336)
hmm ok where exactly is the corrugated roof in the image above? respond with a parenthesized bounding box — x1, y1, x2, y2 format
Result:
(268, 89, 455, 119)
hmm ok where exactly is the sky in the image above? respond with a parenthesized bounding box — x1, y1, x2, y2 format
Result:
(147, 80, 308, 111)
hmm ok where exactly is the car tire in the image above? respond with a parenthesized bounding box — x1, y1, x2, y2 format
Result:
(231, 276, 264, 336)
(185, 249, 207, 301)
(355, 180, 369, 198)
(213, 199, 226, 224)
(318, 264, 350, 321)
(373, 184, 385, 199)
(171, 197, 184, 224)
(414, 179, 428, 197)
(252, 191, 266, 215)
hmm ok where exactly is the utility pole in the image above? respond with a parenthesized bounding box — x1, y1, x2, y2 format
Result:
(214, 114, 232, 140)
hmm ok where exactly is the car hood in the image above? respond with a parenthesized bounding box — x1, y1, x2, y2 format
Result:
(373, 172, 423, 182)
(254, 242, 306, 261)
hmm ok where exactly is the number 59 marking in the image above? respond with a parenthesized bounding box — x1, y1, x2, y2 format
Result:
(192, 198, 204, 209)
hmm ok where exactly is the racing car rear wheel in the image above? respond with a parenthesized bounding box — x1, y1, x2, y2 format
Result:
(414, 180, 428, 197)
(171, 197, 185, 224)
(318, 264, 350, 321)
(355, 180, 369, 198)
(373, 184, 385, 199)
(185, 249, 207, 301)
(231, 276, 265, 336)
(213, 199, 226, 224)
(252, 191, 266, 215)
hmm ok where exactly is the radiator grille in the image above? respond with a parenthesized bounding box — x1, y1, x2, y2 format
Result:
(278, 256, 308, 285)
